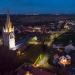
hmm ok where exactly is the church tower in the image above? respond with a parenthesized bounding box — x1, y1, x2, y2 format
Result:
(2, 14, 15, 49)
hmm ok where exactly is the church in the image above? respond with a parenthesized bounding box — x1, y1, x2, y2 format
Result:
(2, 14, 15, 50)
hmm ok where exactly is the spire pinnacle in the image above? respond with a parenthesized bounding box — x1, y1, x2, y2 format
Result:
(5, 13, 13, 32)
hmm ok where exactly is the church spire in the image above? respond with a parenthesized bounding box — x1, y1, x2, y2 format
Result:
(5, 13, 14, 33)
(6, 13, 11, 26)
(2, 13, 15, 50)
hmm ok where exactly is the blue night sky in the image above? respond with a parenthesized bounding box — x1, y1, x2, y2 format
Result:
(0, 0, 75, 14)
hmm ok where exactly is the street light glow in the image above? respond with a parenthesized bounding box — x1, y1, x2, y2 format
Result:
(59, 55, 71, 67)
(32, 36, 38, 41)
(25, 71, 32, 75)
(33, 54, 49, 68)
(28, 36, 41, 45)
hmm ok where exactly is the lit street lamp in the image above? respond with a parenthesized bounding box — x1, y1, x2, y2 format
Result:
(25, 71, 32, 75)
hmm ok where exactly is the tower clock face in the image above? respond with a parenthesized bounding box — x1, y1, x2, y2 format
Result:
(10, 32, 14, 39)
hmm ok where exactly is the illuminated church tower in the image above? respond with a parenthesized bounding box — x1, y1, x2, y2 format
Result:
(2, 14, 15, 49)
